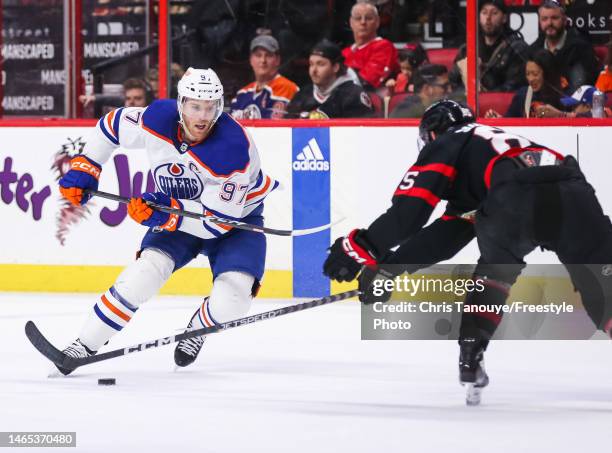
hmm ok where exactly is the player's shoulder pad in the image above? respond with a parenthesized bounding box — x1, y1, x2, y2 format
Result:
(189, 113, 251, 178)
(141, 99, 179, 141)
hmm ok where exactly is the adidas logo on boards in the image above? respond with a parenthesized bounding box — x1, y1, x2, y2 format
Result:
(293, 138, 330, 171)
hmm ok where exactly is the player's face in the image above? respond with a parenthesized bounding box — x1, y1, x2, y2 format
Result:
(250, 48, 280, 81)
(124, 88, 147, 107)
(525, 61, 544, 92)
(479, 5, 506, 38)
(538, 7, 565, 40)
(181, 98, 218, 142)
(309, 55, 338, 88)
(350, 4, 379, 42)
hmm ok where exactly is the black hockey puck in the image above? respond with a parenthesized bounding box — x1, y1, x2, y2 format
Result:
(98, 378, 116, 386)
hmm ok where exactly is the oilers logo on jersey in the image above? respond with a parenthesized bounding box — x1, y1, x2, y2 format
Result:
(153, 162, 204, 200)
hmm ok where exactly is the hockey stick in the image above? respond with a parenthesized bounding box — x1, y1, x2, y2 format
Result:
(25, 290, 359, 373)
(86, 189, 343, 237)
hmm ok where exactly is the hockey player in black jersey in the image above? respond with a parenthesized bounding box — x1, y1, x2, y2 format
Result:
(323, 99, 612, 403)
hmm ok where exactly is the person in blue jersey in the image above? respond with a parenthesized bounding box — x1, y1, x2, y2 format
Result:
(229, 35, 299, 119)
(57, 68, 279, 374)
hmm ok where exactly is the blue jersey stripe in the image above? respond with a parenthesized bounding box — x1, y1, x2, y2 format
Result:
(109, 286, 137, 313)
(98, 118, 119, 145)
(202, 220, 223, 238)
(252, 170, 264, 190)
(113, 108, 124, 143)
(94, 304, 123, 331)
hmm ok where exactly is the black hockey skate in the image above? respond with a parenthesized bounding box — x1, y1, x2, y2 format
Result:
(55, 338, 96, 376)
(459, 337, 489, 406)
(174, 305, 207, 368)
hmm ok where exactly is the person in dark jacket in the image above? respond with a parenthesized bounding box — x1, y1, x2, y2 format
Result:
(528, 0, 599, 92)
(286, 40, 373, 119)
(485, 49, 566, 118)
(450, 0, 530, 92)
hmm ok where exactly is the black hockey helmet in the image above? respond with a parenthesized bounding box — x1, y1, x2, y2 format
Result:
(418, 99, 475, 150)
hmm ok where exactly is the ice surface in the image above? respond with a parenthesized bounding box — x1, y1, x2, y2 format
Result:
(1, 293, 611, 453)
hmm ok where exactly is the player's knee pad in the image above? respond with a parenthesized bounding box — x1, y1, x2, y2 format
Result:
(113, 248, 175, 308)
(207, 271, 255, 323)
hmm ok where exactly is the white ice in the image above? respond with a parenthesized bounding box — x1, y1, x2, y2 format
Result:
(1, 293, 611, 453)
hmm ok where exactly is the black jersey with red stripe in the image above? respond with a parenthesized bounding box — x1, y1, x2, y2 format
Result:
(365, 123, 550, 257)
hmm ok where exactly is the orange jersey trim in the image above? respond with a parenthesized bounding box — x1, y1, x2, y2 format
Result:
(246, 176, 271, 201)
(141, 124, 174, 145)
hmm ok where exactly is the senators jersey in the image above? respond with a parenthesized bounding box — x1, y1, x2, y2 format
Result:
(84, 99, 278, 239)
(365, 123, 551, 258)
(230, 75, 299, 119)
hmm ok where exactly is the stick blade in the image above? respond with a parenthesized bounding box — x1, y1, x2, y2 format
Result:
(24, 321, 78, 372)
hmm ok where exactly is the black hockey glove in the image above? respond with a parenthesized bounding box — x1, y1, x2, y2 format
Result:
(323, 229, 378, 282)
(358, 265, 397, 304)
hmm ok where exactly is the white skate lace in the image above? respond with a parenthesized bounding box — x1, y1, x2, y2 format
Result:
(63, 340, 93, 359)
(177, 336, 205, 357)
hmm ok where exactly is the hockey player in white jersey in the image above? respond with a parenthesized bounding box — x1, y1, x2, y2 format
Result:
(57, 68, 278, 374)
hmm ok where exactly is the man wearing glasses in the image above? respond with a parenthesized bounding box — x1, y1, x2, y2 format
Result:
(342, 2, 399, 90)
(390, 64, 455, 118)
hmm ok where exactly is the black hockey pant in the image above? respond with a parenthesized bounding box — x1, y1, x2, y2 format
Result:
(460, 161, 612, 342)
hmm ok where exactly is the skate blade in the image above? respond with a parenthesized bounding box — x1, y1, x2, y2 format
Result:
(464, 383, 483, 406)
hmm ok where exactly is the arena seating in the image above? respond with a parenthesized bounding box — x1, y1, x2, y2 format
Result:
(367, 92, 385, 118)
(594, 45, 608, 68)
(426, 48, 458, 70)
(478, 91, 515, 116)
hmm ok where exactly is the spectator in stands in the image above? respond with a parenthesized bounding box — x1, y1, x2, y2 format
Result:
(450, 0, 530, 92)
(390, 64, 453, 118)
(595, 40, 612, 93)
(529, 0, 599, 92)
(342, 2, 399, 90)
(385, 42, 429, 95)
(79, 78, 151, 110)
(230, 34, 299, 119)
(530, 85, 610, 118)
(145, 68, 158, 95)
(485, 49, 565, 118)
(286, 40, 373, 119)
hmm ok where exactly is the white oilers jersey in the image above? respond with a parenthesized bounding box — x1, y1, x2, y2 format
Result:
(84, 99, 279, 239)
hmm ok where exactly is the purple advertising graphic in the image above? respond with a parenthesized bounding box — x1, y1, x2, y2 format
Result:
(0, 156, 51, 221)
